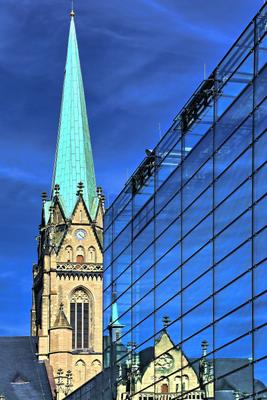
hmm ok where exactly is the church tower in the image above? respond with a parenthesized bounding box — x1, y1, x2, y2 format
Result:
(31, 9, 104, 398)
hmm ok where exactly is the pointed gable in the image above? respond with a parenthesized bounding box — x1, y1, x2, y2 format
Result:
(53, 304, 72, 329)
(52, 15, 98, 219)
(71, 196, 91, 224)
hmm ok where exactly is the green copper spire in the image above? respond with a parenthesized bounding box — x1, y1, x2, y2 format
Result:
(52, 14, 98, 218)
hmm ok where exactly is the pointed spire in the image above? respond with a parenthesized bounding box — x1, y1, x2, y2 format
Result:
(109, 287, 125, 331)
(52, 14, 98, 219)
(70, 0, 75, 18)
(53, 303, 72, 329)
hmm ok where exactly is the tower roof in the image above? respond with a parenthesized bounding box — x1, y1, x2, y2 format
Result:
(52, 14, 98, 219)
(109, 291, 125, 329)
(53, 304, 72, 329)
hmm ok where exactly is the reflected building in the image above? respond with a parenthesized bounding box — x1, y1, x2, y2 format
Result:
(66, 3, 267, 400)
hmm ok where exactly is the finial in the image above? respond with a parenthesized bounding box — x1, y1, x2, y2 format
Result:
(59, 303, 64, 312)
(162, 315, 171, 328)
(41, 192, 47, 204)
(201, 340, 208, 356)
(70, 0, 75, 17)
(76, 182, 84, 196)
(54, 184, 60, 196)
(97, 186, 103, 197)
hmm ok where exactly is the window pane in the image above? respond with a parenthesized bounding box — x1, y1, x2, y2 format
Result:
(77, 303, 82, 348)
(84, 303, 89, 348)
(71, 303, 75, 349)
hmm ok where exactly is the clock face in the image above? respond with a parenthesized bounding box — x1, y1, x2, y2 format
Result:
(75, 229, 87, 240)
(155, 353, 174, 371)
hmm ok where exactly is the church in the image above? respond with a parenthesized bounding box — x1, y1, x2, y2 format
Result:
(30, 7, 104, 398)
(1, 4, 267, 400)
(0, 8, 104, 400)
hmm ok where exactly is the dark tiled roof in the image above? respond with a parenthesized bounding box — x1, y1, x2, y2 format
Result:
(0, 337, 53, 400)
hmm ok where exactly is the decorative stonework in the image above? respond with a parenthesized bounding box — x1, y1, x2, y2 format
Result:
(56, 262, 103, 273)
(71, 289, 89, 303)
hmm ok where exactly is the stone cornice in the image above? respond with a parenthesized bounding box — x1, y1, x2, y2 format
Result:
(55, 262, 103, 272)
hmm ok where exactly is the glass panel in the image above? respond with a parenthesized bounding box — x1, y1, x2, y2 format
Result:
(214, 303, 252, 349)
(215, 148, 252, 206)
(255, 97, 267, 139)
(84, 303, 89, 348)
(182, 159, 213, 210)
(215, 84, 253, 148)
(255, 130, 267, 170)
(254, 195, 267, 232)
(256, 62, 267, 105)
(215, 241, 252, 291)
(77, 303, 82, 348)
(155, 191, 181, 237)
(155, 166, 181, 213)
(182, 216, 212, 262)
(254, 292, 267, 328)
(217, 52, 254, 118)
(71, 302, 75, 349)
(254, 324, 267, 361)
(182, 299, 213, 341)
(215, 180, 252, 234)
(254, 162, 267, 201)
(254, 226, 267, 264)
(156, 136, 182, 187)
(183, 188, 212, 236)
(155, 217, 181, 261)
(214, 272, 252, 319)
(183, 270, 212, 314)
(132, 243, 154, 282)
(254, 260, 267, 295)
(215, 210, 252, 262)
(156, 243, 181, 285)
(183, 243, 213, 287)
(254, 358, 267, 394)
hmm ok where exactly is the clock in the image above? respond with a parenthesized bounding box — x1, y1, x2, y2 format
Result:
(75, 229, 87, 240)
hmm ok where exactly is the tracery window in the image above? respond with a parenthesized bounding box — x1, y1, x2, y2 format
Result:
(70, 288, 90, 349)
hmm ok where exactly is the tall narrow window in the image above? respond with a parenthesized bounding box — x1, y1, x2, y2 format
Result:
(182, 375, 189, 391)
(65, 246, 73, 262)
(76, 246, 85, 263)
(75, 360, 86, 384)
(70, 289, 90, 349)
(88, 246, 97, 263)
(175, 376, 181, 392)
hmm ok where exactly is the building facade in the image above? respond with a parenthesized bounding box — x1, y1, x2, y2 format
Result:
(66, 3, 267, 400)
(31, 11, 104, 399)
(102, 3, 267, 399)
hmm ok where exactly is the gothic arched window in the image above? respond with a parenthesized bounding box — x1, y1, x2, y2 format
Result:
(65, 246, 73, 262)
(70, 288, 91, 349)
(175, 376, 181, 392)
(75, 359, 86, 384)
(88, 246, 97, 263)
(161, 383, 169, 393)
(182, 375, 189, 391)
(76, 246, 85, 263)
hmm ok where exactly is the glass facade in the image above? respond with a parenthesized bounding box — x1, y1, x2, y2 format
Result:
(66, 3, 267, 400)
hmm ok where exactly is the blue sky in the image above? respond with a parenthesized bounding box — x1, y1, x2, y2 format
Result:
(0, 0, 263, 335)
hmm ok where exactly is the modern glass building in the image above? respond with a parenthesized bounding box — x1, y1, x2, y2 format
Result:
(66, 3, 267, 400)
